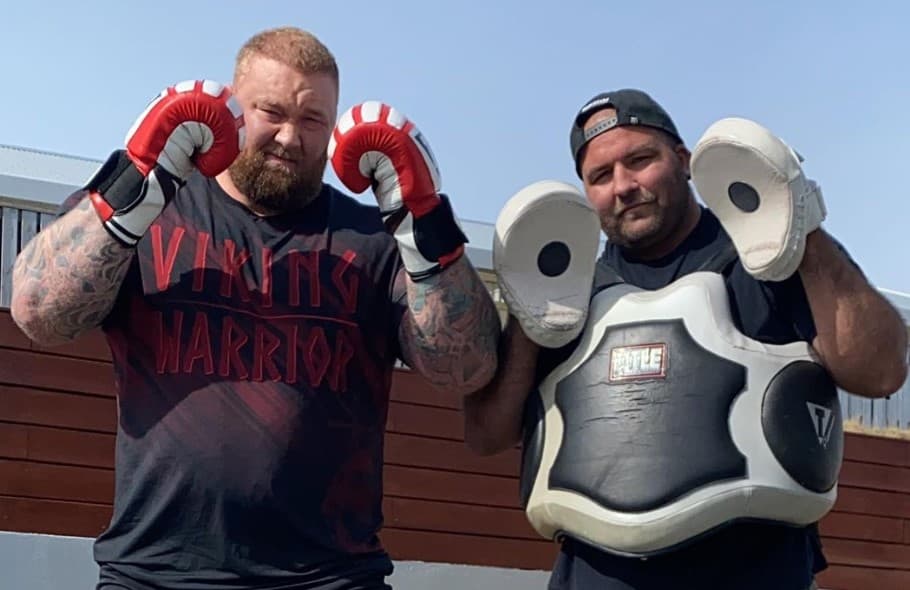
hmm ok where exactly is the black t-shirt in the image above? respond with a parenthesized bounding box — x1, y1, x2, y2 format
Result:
(537, 207, 832, 590)
(60, 174, 406, 589)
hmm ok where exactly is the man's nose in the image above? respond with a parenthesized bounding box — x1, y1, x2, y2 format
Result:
(612, 164, 639, 200)
(273, 122, 303, 151)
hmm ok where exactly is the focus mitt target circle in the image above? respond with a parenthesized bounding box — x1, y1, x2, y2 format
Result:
(691, 117, 826, 282)
(493, 180, 601, 348)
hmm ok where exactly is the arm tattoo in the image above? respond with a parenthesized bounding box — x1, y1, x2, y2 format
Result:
(399, 259, 500, 393)
(11, 197, 134, 344)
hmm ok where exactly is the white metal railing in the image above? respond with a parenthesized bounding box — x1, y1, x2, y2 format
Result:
(0, 197, 59, 308)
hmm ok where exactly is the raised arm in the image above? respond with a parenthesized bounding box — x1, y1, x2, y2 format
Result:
(11, 197, 134, 346)
(800, 230, 908, 397)
(461, 318, 540, 455)
(460, 180, 601, 455)
(689, 117, 907, 397)
(396, 257, 499, 394)
(329, 101, 506, 394)
(12, 79, 243, 346)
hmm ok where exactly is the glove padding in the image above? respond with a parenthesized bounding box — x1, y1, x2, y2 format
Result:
(87, 80, 244, 246)
(691, 117, 826, 282)
(494, 180, 601, 348)
(329, 101, 467, 280)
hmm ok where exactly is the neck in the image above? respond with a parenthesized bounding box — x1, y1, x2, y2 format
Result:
(625, 195, 701, 261)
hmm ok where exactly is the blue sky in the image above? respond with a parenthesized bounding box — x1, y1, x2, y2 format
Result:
(2, 0, 907, 292)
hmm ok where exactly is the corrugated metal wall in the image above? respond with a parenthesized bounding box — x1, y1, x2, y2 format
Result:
(0, 202, 57, 311)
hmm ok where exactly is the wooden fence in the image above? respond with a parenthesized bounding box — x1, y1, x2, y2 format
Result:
(0, 309, 908, 589)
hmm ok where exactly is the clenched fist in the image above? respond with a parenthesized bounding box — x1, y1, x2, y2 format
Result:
(329, 101, 466, 280)
(87, 80, 244, 246)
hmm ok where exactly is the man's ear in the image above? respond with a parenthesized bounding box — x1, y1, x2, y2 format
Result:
(676, 144, 692, 180)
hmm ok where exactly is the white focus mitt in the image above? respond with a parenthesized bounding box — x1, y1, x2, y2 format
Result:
(690, 117, 826, 282)
(493, 180, 601, 348)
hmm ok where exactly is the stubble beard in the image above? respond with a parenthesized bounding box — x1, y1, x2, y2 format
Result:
(602, 177, 692, 254)
(228, 148, 327, 215)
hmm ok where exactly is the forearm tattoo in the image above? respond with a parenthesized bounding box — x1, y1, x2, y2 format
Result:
(399, 259, 500, 391)
(12, 197, 133, 342)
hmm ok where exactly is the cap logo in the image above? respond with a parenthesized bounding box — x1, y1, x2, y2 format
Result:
(579, 96, 612, 116)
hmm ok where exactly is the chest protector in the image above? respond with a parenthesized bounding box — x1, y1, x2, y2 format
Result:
(519, 271, 843, 557)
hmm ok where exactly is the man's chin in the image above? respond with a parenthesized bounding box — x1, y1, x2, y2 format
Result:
(622, 216, 660, 239)
(610, 222, 665, 250)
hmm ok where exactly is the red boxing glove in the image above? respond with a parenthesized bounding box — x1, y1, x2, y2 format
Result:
(329, 101, 467, 280)
(87, 80, 244, 246)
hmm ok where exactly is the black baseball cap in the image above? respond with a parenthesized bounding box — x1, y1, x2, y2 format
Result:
(570, 88, 683, 178)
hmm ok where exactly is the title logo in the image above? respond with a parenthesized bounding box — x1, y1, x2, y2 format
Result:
(609, 343, 667, 382)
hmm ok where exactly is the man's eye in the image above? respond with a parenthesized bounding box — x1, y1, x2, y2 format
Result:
(591, 170, 612, 184)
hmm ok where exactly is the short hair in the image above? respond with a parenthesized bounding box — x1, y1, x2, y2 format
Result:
(235, 26, 338, 84)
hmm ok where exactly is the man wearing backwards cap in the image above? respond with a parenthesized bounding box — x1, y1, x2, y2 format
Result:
(463, 88, 908, 589)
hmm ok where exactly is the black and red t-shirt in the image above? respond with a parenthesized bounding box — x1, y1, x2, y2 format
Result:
(61, 174, 406, 589)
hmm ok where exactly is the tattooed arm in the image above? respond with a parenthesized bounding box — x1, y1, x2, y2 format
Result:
(397, 257, 500, 395)
(10, 195, 134, 346)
